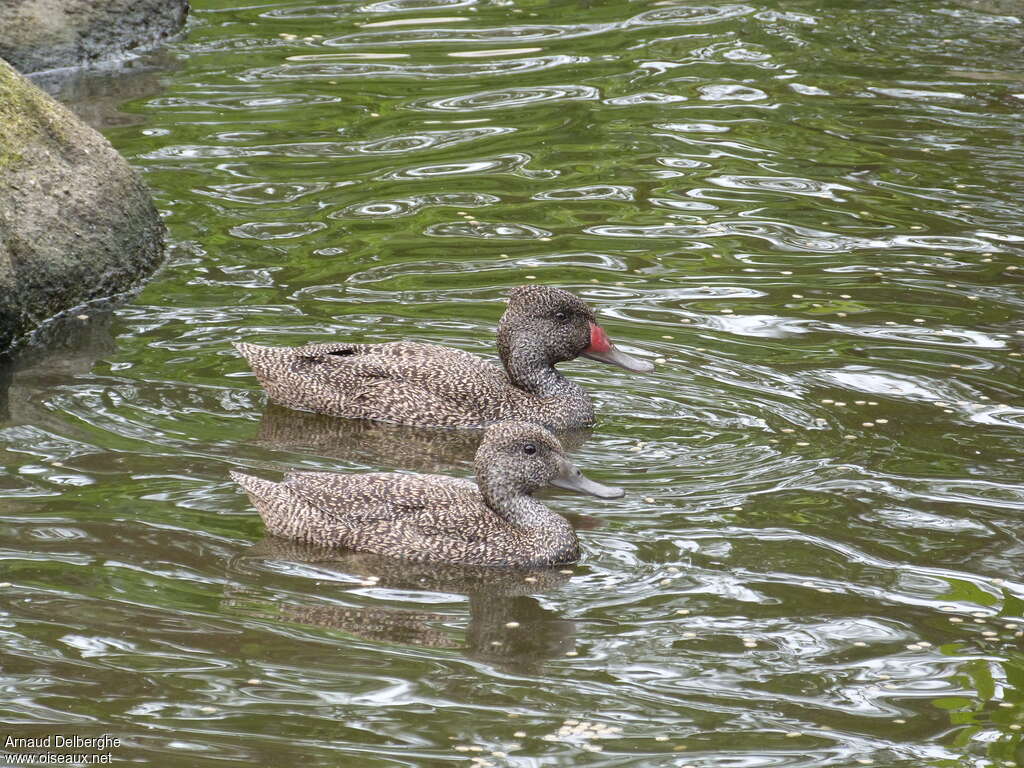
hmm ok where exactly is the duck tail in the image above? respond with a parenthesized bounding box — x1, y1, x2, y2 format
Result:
(230, 470, 306, 541)
(232, 340, 262, 358)
(234, 342, 301, 401)
(233, 341, 274, 376)
(229, 470, 279, 499)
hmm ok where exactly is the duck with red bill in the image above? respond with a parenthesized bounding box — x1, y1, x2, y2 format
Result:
(234, 284, 655, 430)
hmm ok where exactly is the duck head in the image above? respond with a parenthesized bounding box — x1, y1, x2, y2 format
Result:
(497, 285, 653, 373)
(475, 421, 624, 503)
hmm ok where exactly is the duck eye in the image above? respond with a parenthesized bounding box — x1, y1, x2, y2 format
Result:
(554, 311, 568, 322)
(523, 443, 537, 456)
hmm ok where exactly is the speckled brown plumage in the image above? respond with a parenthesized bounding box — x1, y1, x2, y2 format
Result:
(230, 421, 623, 568)
(234, 285, 653, 430)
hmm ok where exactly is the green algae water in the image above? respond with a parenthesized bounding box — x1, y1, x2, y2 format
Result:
(3, 0, 1024, 765)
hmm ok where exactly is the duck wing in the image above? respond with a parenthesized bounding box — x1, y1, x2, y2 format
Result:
(277, 470, 516, 561)
(282, 470, 480, 525)
(237, 341, 515, 427)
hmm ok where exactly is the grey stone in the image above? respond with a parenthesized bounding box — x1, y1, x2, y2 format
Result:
(0, 58, 165, 352)
(0, 0, 189, 74)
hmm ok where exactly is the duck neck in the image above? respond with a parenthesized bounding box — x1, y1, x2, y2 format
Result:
(478, 473, 579, 565)
(481, 482, 552, 527)
(498, 328, 578, 398)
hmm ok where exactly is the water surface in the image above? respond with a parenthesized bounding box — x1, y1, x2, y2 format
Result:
(3, 1, 1024, 766)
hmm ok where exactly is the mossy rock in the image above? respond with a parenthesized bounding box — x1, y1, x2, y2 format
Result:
(0, 59, 165, 351)
(0, 0, 189, 74)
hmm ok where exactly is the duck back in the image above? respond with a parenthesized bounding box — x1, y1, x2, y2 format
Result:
(236, 341, 518, 427)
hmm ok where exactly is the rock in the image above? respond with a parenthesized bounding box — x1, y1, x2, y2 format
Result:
(0, 59, 165, 352)
(0, 0, 189, 74)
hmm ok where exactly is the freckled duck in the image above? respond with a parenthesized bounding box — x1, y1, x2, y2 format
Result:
(229, 421, 624, 568)
(233, 285, 653, 430)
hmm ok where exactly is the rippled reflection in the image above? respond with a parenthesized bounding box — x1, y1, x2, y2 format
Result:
(234, 540, 576, 674)
(254, 403, 590, 473)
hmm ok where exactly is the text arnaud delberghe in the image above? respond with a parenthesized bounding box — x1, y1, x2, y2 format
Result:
(5, 735, 121, 749)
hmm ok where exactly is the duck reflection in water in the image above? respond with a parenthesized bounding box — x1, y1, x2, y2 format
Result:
(237, 538, 581, 674)
(254, 401, 592, 475)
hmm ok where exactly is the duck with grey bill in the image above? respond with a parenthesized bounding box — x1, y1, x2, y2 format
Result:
(233, 284, 655, 431)
(230, 421, 625, 568)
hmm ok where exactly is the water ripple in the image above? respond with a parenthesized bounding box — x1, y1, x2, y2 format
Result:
(229, 221, 326, 240)
(424, 220, 552, 239)
(143, 126, 512, 161)
(196, 182, 329, 205)
(331, 192, 500, 218)
(627, 4, 756, 27)
(5, 2, 1024, 767)
(533, 185, 635, 202)
(243, 55, 588, 81)
(149, 91, 342, 111)
(409, 84, 599, 111)
(380, 151, 556, 180)
(328, 23, 609, 46)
